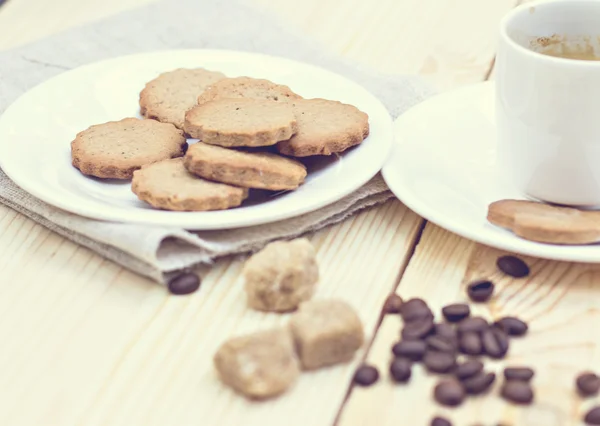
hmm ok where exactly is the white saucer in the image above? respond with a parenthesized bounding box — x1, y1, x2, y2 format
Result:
(0, 49, 392, 230)
(382, 81, 600, 263)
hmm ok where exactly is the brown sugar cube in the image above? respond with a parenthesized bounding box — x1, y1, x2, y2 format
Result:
(213, 328, 300, 399)
(289, 299, 364, 370)
(242, 238, 319, 312)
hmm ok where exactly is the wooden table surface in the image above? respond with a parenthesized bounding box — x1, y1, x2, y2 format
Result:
(1, 0, 597, 425)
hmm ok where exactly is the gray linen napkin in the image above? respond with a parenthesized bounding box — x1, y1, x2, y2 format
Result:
(0, 0, 434, 284)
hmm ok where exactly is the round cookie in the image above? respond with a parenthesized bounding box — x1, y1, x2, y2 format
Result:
(131, 158, 248, 211)
(140, 68, 226, 130)
(184, 142, 307, 191)
(71, 118, 187, 180)
(276, 99, 370, 157)
(184, 98, 298, 147)
(197, 76, 301, 105)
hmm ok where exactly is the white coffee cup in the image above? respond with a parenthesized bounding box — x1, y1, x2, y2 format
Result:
(496, 0, 600, 206)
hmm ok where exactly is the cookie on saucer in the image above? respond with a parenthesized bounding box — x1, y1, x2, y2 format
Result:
(140, 68, 226, 130)
(131, 158, 248, 211)
(276, 99, 369, 157)
(184, 142, 307, 190)
(71, 118, 187, 180)
(197, 76, 301, 106)
(184, 98, 297, 147)
(488, 199, 600, 245)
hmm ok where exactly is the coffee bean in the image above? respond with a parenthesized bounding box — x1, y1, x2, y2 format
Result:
(494, 316, 528, 336)
(424, 351, 457, 374)
(427, 335, 457, 353)
(497, 255, 530, 278)
(463, 372, 496, 395)
(467, 280, 495, 302)
(390, 357, 412, 383)
(442, 303, 471, 322)
(400, 298, 433, 322)
(504, 367, 534, 382)
(431, 417, 452, 426)
(383, 294, 403, 314)
(500, 380, 534, 404)
(457, 316, 488, 334)
(576, 372, 600, 396)
(402, 316, 435, 340)
(455, 360, 484, 381)
(584, 406, 600, 425)
(459, 332, 483, 355)
(482, 327, 509, 359)
(353, 364, 379, 386)
(434, 379, 466, 407)
(434, 322, 457, 340)
(168, 272, 200, 295)
(392, 340, 427, 361)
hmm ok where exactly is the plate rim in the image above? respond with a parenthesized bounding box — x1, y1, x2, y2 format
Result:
(382, 80, 600, 263)
(0, 48, 393, 230)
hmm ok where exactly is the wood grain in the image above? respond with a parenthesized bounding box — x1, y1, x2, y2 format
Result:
(0, 200, 422, 426)
(254, 0, 510, 91)
(340, 223, 600, 425)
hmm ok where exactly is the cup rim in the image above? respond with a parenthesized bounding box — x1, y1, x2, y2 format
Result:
(500, 0, 600, 66)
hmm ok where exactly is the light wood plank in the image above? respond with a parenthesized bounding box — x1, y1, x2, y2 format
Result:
(254, 0, 511, 90)
(340, 223, 600, 425)
(0, 0, 155, 50)
(0, 201, 422, 426)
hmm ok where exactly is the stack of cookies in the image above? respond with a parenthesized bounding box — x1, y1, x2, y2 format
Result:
(70, 68, 370, 212)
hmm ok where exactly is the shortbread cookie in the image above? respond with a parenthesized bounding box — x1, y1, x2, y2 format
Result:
(184, 98, 298, 147)
(140, 68, 226, 129)
(131, 158, 248, 211)
(71, 118, 187, 180)
(242, 238, 318, 312)
(289, 299, 364, 370)
(184, 142, 306, 190)
(276, 99, 370, 157)
(213, 327, 300, 399)
(488, 199, 600, 245)
(197, 76, 301, 105)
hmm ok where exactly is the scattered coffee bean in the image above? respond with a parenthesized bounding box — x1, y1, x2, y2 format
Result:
(392, 340, 427, 361)
(383, 294, 403, 314)
(431, 417, 452, 426)
(457, 316, 488, 334)
(390, 357, 412, 383)
(424, 351, 457, 374)
(463, 372, 496, 395)
(434, 322, 457, 340)
(504, 367, 534, 382)
(459, 332, 483, 355)
(455, 360, 484, 381)
(353, 364, 379, 386)
(442, 303, 471, 322)
(467, 280, 495, 302)
(576, 372, 600, 396)
(427, 335, 457, 353)
(167, 272, 201, 295)
(402, 316, 435, 340)
(497, 255, 530, 278)
(494, 316, 528, 336)
(400, 298, 433, 322)
(500, 380, 534, 404)
(434, 379, 466, 407)
(584, 406, 600, 425)
(481, 327, 509, 359)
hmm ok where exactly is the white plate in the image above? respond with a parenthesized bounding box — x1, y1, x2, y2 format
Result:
(0, 49, 392, 230)
(382, 81, 600, 263)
